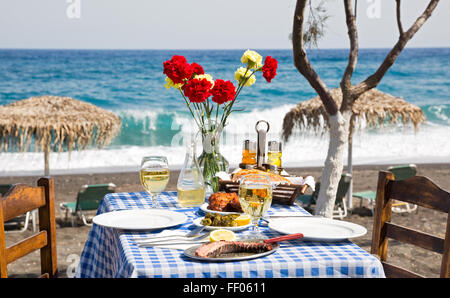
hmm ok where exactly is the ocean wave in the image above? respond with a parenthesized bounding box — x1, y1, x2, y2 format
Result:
(112, 103, 450, 147)
(422, 104, 450, 125)
(1, 115, 449, 176)
(111, 104, 298, 148)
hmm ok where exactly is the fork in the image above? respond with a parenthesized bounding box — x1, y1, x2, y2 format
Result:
(133, 226, 206, 243)
(136, 234, 210, 247)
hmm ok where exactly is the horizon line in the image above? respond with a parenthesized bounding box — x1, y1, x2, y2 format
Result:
(1, 46, 449, 51)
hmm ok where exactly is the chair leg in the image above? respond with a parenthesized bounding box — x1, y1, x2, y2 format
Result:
(31, 209, 38, 233)
(71, 212, 75, 227)
(19, 212, 31, 232)
(79, 211, 92, 226)
(342, 199, 348, 219)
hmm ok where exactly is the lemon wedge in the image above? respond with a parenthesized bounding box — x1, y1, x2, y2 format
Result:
(209, 229, 237, 242)
(233, 214, 251, 226)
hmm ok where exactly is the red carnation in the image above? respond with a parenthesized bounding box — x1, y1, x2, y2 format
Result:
(191, 62, 204, 76)
(182, 78, 213, 103)
(211, 79, 236, 104)
(163, 55, 193, 84)
(262, 56, 278, 83)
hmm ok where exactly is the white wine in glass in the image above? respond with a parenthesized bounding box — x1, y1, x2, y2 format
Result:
(140, 156, 170, 208)
(238, 174, 272, 239)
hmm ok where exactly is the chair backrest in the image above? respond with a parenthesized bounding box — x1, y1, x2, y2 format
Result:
(311, 173, 352, 205)
(371, 171, 450, 278)
(0, 178, 57, 278)
(75, 183, 116, 211)
(336, 173, 352, 204)
(387, 164, 417, 181)
(0, 185, 12, 196)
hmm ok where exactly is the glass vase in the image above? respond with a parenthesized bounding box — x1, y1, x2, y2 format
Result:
(197, 120, 229, 195)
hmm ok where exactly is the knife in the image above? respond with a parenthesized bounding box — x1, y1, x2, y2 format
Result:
(262, 233, 304, 243)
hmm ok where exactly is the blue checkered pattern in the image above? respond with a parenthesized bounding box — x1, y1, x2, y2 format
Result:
(75, 191, 385, 278)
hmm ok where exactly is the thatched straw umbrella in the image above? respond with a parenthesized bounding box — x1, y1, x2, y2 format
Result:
(282, 88, 425, 208)
(0, 95, 122, 175)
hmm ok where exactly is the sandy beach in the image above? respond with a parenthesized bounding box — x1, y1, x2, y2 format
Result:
(2, 162, 449, 278)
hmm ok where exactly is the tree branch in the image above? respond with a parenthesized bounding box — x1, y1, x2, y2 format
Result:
(353, 0, 440, 98)
(396, 0, 404, 37)
(340, 0, 359, 112)
(292, 0, 338, 116)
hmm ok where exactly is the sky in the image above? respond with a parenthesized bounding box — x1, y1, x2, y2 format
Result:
(0, 0, 449, 49)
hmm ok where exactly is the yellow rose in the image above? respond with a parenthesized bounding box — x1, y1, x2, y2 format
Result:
(194, 73, 214, 87)
(234, 67, 256, 87)
(164, 77, 183, 89)
(240, 49, 263, 69)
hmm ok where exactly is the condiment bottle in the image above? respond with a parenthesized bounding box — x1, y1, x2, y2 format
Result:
(241, 140, 256, 165)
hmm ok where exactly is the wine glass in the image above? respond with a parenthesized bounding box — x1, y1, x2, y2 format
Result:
(238, 174, 272, 240)
(140, 156, 170, 208)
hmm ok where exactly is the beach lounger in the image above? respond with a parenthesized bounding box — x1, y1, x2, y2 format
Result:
(60, 183, 116, 226)
(0, 184, 38, 233)
(297, 173, 352, 219)
(353, 164, 418, 214)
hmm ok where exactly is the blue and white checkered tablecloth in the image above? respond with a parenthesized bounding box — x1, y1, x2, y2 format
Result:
(75, 191, 385, 278)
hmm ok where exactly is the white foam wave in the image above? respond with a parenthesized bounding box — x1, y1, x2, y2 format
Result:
(1, 106, 449, 176)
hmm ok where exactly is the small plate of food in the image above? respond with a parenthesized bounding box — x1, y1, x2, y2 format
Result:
(193, 213, 252, 231)
(200, 192, 244, 215)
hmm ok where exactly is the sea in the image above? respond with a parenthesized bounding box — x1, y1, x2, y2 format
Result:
(0, 48, 449, 176)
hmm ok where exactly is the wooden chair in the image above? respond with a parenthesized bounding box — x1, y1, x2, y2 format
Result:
(0, 178, 57, 278)
(353, 164, 418, 214)
(371, 171, 450, 278)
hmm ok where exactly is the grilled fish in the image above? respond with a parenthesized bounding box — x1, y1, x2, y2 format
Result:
(195, 241, 273, 258)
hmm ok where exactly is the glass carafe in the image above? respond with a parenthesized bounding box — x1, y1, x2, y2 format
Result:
(177, 136, 206, 207)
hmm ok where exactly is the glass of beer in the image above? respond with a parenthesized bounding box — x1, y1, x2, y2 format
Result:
(238, 174, 272, 239)
(140, 156, 170, 208)
(267, 141, 282, 167)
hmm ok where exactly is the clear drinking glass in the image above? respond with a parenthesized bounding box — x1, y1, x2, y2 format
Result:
(238, 174, 273, 239)
(140, 156, 170, 208)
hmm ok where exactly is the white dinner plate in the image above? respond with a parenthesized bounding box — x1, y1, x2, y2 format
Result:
(92, 209, 187, 230)
(193, 217, 250, 231)
(268, 217, 367, 241)
(199, 203, 243, 215)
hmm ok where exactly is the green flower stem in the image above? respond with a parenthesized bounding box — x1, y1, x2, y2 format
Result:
(179, 89, 202, 129)
(215, 103, 219, 125)
(221, 67, 260, 126)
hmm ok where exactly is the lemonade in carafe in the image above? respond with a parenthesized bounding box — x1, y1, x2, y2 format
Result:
(177, 137, 205, 207)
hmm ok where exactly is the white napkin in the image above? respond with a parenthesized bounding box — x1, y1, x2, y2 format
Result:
(136, 230, 209, 251)
(215, 171, 231, 181)
(303, 176, 316, 191)
(285, 175, 316, 191)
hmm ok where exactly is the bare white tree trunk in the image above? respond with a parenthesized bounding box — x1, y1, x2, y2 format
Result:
(291, 0, 440, 218)
(314, 111, 351, 218)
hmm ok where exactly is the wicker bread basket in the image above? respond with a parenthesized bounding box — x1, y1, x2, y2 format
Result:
(218, 179, 308, 206)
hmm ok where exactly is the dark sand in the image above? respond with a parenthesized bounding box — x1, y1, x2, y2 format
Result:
(2, 163, 449, 278)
